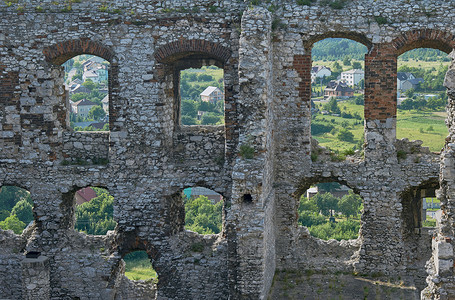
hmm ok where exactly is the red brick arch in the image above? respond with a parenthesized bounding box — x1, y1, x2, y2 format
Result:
(43, 38, 115, 65)
(304, 31, 373, 51)
(154, 39, 231, 64)
(391, 29, 455, 56)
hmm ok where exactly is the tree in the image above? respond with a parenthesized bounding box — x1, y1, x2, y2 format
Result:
(181, 100, 197, 118)
(323, 97, 340, 114)
(181, 115, 197, 125)
(184, 195, 222, 234)
(88, 106, 106, 121)
(332, 61, 342, 72)
(82, 79, 96, 91)
(343, 56, 351, 66)
(338, 191, 362, 219)
(198, 74, 214, 82)
(313, 192, 338, 216)
(0, 210, 10, 222)
(0, 214, 26, 234)
(75, 188, 115, 235)
(11, 199, 33, 225)
(201, 113, 221, 125)
(337, 128, 354, 142)
(352, 61, 362, 69)
(0, 186, 30, 212)
(299, 196, 318, 213)
(404, 88, 415, 98)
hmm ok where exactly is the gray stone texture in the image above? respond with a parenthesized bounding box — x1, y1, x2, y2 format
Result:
(0, 0, 454, 299)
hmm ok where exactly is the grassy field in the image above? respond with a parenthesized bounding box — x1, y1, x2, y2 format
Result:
(396, 109, 447, 152)
(398, 59, 450, 71)
(124, 255, 157, 282)
(312, 100, 448, 153)
(181, 66, 223, 87)
(312, 59, 364, 72)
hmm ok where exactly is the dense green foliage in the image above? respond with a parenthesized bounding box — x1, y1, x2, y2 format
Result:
(400, 48, 450, 62)
(184, 195, 223, 234)
(0, 215, 26, 234)
(312, 38, 368, 61)
(0, 186, 33, 234)
(74, 187, 116, 235)
(298, 188, 362, 241)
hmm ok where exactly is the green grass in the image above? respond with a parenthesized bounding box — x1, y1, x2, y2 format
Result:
(181, 66, 223, 88)
(398, 59, 449, 72)
(397, 110, 447, 152)
(124, 256, 157, 282)
(312, 100, 447, 153)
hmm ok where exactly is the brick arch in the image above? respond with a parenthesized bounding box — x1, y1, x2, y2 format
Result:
(43, 38, 115, 65)
(304, 31, 373, 51)
(391, 29, 455, 56)
(154, 39, 231, 64)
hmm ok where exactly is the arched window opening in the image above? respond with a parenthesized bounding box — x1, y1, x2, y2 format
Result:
(0, 186, 34, 235)
(179, 65, 225, 126)
(183, 187, 223, 235)
(123, 250, 158, 283)
(396, 48, 449, 152)
(62, 55, 110, 132)
(310, 38, 367, 159)
(74, 187, 116, 235)
(299, 182, 363, 241)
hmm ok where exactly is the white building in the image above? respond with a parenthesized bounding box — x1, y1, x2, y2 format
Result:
(71, 99, 97, 118)
(311, 66, 332, 83)
(340, 69, 364, 87)
(200, 86, 224, 104)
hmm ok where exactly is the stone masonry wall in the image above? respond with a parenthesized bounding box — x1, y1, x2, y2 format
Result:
(1, 0, 455, 299)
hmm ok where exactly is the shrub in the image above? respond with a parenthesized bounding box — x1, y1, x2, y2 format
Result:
(239, 144, 254, 159)
(337, 128, 354, 142)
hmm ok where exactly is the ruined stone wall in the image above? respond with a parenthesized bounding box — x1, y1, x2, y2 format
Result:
(1, 0, 455, 299)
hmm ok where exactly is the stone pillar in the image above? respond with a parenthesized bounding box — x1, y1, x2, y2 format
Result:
(227, 6, 274, 299)
(364, 43, 397, 162)
(355, 43, 406, 274)
(21, 255, 50, 300)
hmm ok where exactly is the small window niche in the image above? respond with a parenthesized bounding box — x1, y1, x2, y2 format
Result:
(299, 182, 363, 241)
(179, 65, 225, 126)
(123, 250, 157, 283)
(74, 187, 116, 235)
(0, 186, 34, 235)
(62, 55, 110, 132)
(182, 187, 223, 234)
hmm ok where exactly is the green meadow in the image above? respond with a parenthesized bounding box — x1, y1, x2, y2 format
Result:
(312, 100, 447, 153)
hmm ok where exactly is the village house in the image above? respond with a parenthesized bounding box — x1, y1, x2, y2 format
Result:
(68, 83, 90, 95)
(183, 187, 223, 204)
(200, 86, 224, 104)
(401, 78, 424, 91)
(397, 72, 424, 91)
(74, 187, 97, 205)
(70, 99, 98, 118)
(324, 80, 354, 99)
(340, 69, 364, 86)
(311, 65, 332, 83)
(101, 95, 109, 114)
